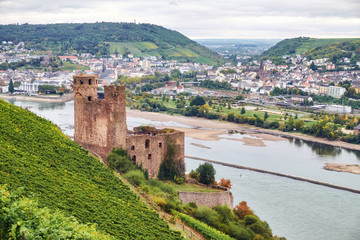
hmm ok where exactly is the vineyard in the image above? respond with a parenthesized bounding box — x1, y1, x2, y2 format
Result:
(173, 211, 235, 240)
(0, 99, 182, 239)
(0, 185, 114, 239)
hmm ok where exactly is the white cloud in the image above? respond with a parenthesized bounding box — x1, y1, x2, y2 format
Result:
(0, 0, 359, 38)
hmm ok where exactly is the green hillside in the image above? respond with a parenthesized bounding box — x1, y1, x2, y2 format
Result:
(1, 185, 114, 239)
(107, 41, 200, 59)
(0, 22, 222, 64)
(262, 37, 360, 57)
(0, 99, 182, 239)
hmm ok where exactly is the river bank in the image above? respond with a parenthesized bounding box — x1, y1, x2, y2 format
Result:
(127, 109, 360, 151)
(0, 93, 74, 103)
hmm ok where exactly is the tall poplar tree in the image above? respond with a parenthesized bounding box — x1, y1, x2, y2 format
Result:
(8, 79, 14, 94)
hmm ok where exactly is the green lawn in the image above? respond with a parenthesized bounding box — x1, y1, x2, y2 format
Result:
(210, 106, 283, 121)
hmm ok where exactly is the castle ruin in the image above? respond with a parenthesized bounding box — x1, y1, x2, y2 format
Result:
(73, 73, 185, 178)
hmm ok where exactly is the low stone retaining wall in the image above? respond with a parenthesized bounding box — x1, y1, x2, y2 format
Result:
(178, 191, 233, 208)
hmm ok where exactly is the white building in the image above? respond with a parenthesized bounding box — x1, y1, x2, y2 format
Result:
(19, 83, 39, 93)
(0, 86, 9, 93)
(140, 60, 151, 69)
(327, 86, 346, 98)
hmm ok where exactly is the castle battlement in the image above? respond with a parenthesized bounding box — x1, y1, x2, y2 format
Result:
(104, 85, 126, 102)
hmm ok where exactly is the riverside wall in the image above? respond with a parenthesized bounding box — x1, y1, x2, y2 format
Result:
(178, 191, 233, 208)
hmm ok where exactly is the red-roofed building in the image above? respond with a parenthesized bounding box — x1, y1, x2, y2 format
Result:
(59, 56, 79, 62)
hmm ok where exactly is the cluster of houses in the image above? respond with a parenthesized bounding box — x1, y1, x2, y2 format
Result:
(0, 70, 73, 94)
(1, 45, 360, 104)
(193, 57, 360, 99)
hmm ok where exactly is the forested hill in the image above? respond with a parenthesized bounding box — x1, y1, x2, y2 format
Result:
(261, 37, 360, 62)
(0, 22, 222, 64)
(0, 99, 182, 239)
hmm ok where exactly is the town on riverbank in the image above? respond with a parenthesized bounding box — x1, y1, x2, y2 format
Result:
(2, 38, 360, 175)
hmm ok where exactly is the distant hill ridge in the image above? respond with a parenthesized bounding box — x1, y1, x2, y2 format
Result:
(261, 37, 360, 63)
(0, 22, 222, 64)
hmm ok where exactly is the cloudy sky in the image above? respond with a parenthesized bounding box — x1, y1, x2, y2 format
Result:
(0, 0, 359, 39)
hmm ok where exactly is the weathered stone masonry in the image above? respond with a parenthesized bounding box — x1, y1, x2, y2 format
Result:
(73, 73, 185, 178)
(126, 127, 185, 178)
(178, 191, 234, 208)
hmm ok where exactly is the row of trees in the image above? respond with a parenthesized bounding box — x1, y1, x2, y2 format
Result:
(127, 91, 360, 142)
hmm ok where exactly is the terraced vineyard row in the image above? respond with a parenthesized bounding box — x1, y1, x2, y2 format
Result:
(0, 99, 182, 239)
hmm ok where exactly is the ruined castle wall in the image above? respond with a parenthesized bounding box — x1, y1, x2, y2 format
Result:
(126, 131, 185, 178)
(178, 191, 234, 208)
(104, 85, 127, 151)
(74, 74, 127, 160)
(73, 74, 184, 174)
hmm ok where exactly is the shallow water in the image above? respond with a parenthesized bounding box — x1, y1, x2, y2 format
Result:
(6, 99, 360, 240)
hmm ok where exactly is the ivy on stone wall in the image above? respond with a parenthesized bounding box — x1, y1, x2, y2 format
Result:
(158, 136, 184, 181)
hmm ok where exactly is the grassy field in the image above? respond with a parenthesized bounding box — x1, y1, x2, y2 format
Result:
(107, 41, 159, 57)
(296, 38, 360, 54)
(60, 62, 89, 71)
(173, 47, 199, 57)
(194, 56, 217, 65)
(107, 41, 204, 59)
(153, 97, 320, 126)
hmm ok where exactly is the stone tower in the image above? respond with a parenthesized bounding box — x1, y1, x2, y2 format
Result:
(73, 74, 184, 178)
(73, 73, 127, 160)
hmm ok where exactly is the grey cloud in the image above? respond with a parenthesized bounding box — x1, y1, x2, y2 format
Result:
(0, 0, 359, 38)
(169, 0, 178, 6)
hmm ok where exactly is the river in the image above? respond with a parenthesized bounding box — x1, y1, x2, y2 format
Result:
(5, 99, 360, 240)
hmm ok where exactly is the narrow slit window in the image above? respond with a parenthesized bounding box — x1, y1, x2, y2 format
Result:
(88, 96, 91, 101)
(145, 139, 150, 148)
(159, 142, 162, 148)
(89, 79, 92, 85)
(132, 155, 136, 163)
(148, 154, 151, 160)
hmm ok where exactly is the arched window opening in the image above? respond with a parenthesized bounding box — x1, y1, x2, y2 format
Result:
(145, 139, 150, 148)
(132, 155, 136, 163)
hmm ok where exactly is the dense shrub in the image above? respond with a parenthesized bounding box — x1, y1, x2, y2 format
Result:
(124, 170, 146, 186)
(197, 162, 216, 185)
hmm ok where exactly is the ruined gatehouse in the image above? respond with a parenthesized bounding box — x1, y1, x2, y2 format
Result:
(73, 73, 185, 178)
